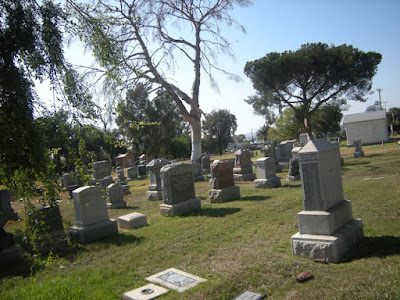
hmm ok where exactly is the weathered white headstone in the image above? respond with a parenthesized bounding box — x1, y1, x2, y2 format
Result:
(146, 268, 206, 293)
(106, 183, 126, 208)
(291, 139, 364, 263)
(254, 157, 281, 188)
(159, 163, 201, 217)
(69, 186, 118, 244)
(279, 140, 296, 162)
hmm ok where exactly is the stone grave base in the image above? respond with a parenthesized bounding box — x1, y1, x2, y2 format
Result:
(353, 151, 365, 158)
(291, 218, 363, 263)
(275, 165, 283, 173)
(286, 175, 300, 181)
(107, 200, 127, 209)
(297, 200, 353, 235)
(146, 191, 162, 201)
(233, 173, 255, 181)
(118, 212, 148, 229)
(0, 244, 23, 265)
(254, 177, 281, 189)
(208, 185, 240, 203)
(137, 175, 148, 180)
(69, 219, 118, 244)
(123, 283, 169, 300)
(160, 198, 201, 217)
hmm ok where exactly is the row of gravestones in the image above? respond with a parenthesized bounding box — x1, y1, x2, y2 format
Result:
(146, 139, 364, 263)
(2, 139, 364, 266)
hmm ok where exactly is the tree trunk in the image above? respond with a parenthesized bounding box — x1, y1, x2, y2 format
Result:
(190, 118, 202, 162)
(304, 116, 314, 141)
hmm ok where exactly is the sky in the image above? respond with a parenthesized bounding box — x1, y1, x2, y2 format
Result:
(36, 0, 400, 135)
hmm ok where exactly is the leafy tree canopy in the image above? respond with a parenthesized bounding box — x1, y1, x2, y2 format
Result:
(202, 109, 237, 155)
(244, 43, 382, 140)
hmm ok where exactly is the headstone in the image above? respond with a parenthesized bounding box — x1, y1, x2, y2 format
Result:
(118, 212, 148, 229)
(0, 197, 22, 264)
(69, 186, 118, 244)
(0, 190, 18, 220)
(299, 133, 309, 146)
(209, 160, 240, 203)
(279, 140, 296, 163)
(201, 153, 211, 174)
(146, 158, 170, 201)
(137, 164, 147, 179)
(254, 157, 281, 188)
(99, 176, 114, 190)
(68, 184, 79, 199)
(146, 268, 207, 293)
(127, 166, 137, 181)
(159, 163, 201, 217)
(119, 181, 131, 195)
(106, 183, 126, 208)
(291, 139, 364, 263)
(62, 172, 74, 191)
(123, 284, 169, 300)
(192, 162, 204, 182)
(117, 168, 126, 182)
(233, 290, 266, 300)
(353, 139, 365, 158)
(233, 149, 255, 181)
(262, 145, 269, 157)
(139, 154, 150, 165)
(92, 160, 111, 180)
(264, 143, 282, 173)
(286, 147, 301, 181)
(27, 205, 68, 253)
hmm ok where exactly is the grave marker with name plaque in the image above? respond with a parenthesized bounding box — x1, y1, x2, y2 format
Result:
(159, 163, 200, 217)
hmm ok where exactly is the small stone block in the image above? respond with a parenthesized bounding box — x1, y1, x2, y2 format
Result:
(233, 173, 256, 181)
(118, 212, 148, 229)
(160, 198, 201, 217)
(286, 175, 300, 181)
(254, 177, 281, 189)
(146, 268, 207, 293)
(208, 185, 240, 203)
(123, 284, 169, 300)
(232, 290, 266, 300)
(146, 191, 162, 201)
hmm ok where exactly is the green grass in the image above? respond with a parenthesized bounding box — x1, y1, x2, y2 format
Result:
(1, 143, 400, 299)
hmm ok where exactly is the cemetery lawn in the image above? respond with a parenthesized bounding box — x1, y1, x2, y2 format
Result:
(1, 143, 400, 299)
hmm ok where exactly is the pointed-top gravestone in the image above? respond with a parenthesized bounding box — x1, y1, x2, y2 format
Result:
(291, 139, 363, 263)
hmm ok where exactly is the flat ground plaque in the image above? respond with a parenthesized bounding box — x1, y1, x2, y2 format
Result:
(146, 268, 206, 293)
(232, 290, 266, 300)
(123, 284, 169, 300)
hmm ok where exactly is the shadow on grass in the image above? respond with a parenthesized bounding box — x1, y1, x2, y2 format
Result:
(238, 195, 271, 201)
(96, 232, 144, 247)
(183, 207, 241, 218)
(343, 160, 370, 167)
(282, 184, 301, 188)
(343, 236, 400, 262)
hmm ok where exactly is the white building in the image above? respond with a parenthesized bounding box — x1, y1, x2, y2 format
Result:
(343, 110, 388, 146)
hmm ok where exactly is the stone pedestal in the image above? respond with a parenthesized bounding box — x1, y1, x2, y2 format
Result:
(69, 186, 118, 244)
(291, 139, 363, 263)
(159, 163, 201, 217)
(209, 185, 240, 203)
(254, 176, 281, 188)
(118, 212, 148, 229)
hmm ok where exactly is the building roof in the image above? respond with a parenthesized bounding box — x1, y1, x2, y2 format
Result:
(343, 110, 386, 124)
(115, 153, 133, 159)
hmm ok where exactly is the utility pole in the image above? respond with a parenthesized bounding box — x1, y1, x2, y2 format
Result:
(376, 88, 383, 110)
